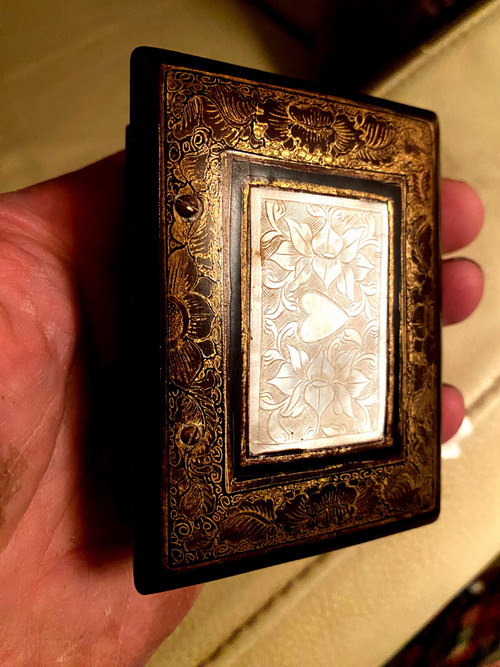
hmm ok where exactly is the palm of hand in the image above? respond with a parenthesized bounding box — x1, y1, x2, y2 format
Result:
(0, 156, 483, 665)
(0, 156, 198, 665)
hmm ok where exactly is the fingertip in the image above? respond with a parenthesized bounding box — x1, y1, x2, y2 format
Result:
(441, 179, 484, 254)
(442, 258, 484, 325)
(441, 384, 465, 443)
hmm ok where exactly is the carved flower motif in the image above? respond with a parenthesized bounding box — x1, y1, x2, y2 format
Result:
(263, 101, 360, 156)
(263, 343, 372, 442)
(167, 248, 214, 389)
(266, 201, 375, 301)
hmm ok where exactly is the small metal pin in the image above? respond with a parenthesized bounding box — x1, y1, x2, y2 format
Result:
(174, 194, 201, 221)
(180, 424, 202, 447)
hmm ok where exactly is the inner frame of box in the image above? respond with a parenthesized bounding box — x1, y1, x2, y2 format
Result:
(227, 155, 403, 478)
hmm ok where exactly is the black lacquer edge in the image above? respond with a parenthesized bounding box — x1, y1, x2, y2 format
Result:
(433, 120, 442, 523)
(129, 49, 169, 595)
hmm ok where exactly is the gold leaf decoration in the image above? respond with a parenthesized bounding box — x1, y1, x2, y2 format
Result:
(178, 472, 216, 519)
(172, 95, 203, 138)
(218, 500, 277, 546)
(280, 482, 358, 532)
(356, 113, 396, 165)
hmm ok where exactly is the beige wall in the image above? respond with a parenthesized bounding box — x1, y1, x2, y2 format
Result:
(1, 0, 312, 193)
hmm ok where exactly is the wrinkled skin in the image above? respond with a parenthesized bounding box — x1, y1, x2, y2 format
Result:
(0, 155, 483, 665)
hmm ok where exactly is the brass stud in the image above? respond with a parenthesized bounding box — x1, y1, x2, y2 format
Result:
(180, 424, 202, 447)
(174, 194, 202, 221)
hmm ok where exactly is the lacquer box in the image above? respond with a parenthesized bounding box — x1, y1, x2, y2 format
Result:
(127, 48, 440, 594)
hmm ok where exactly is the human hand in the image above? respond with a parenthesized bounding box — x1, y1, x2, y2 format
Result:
(0, 154, 199, 666)
(0, 156, 483, 664)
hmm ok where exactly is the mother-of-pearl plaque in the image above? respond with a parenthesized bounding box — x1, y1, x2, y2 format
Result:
(247, 187, 389, 456)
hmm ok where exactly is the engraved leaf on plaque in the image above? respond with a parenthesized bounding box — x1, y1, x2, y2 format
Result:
(248, 188, 389, 455)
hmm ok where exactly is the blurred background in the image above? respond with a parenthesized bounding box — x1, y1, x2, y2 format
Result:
(0, 0, 489, 193)
(1, 1, 499, 665)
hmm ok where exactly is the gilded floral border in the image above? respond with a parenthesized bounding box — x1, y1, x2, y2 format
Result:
(161, 66, 439, 568)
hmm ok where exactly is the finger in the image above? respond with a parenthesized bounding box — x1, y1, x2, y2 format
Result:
(442, 258, 484, 325)
(441, 179, 484, 254)
(442, 384, 465, 442)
